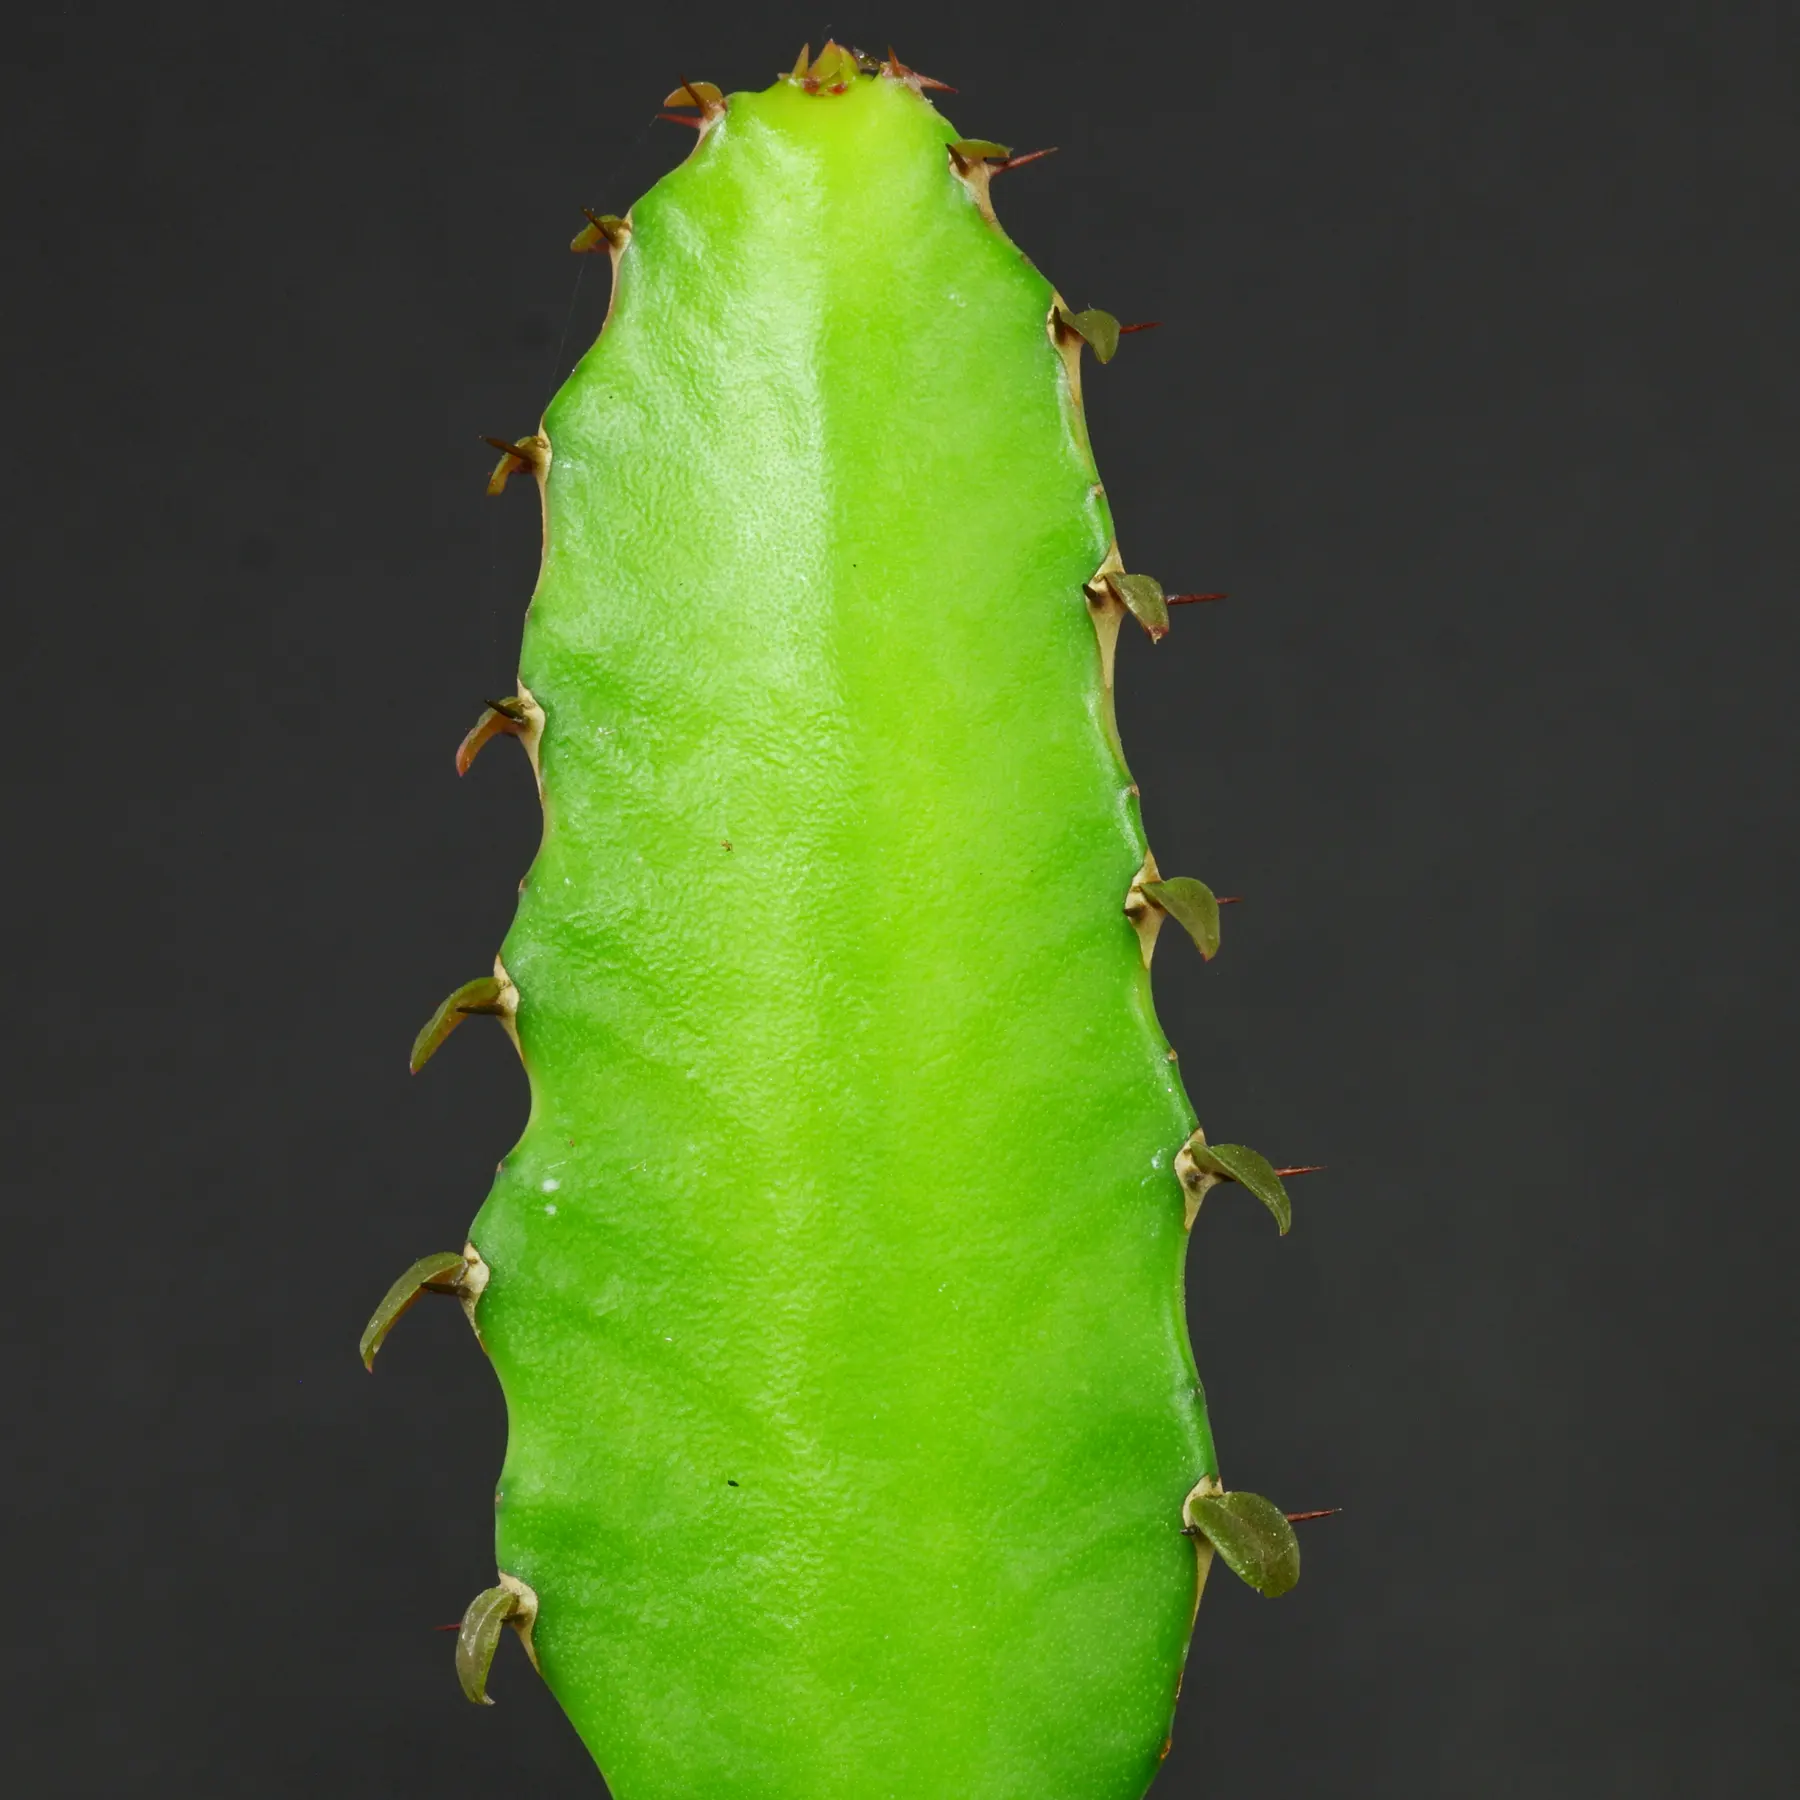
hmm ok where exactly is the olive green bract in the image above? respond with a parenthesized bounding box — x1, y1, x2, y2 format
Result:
(397, 53, 1297, 1800)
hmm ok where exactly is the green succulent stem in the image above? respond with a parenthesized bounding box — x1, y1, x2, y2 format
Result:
(378, 51, 1306, 1800)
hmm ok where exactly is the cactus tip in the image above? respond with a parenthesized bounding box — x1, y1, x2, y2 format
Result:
(785, 42, 862, 93)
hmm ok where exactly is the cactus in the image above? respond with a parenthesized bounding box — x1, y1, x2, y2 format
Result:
(366, 44, 1316, 1800)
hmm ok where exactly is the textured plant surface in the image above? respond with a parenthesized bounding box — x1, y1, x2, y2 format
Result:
(364, 44, 1311, 1800)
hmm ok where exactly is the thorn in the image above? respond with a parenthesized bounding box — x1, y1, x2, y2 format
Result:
(1285, 1508, 1342, 1524)
(1272, 1164, 1325, 1178)
(1140, 875, 1221, 960)
(1098, 571, 1169, 641)
(1117, 321, 1162, 335)
(663, 79, 725, 119)
(433, 1622, 464, 1632)
(664, 79, 722, 108)
(1177, 1137, 1293, 1234)
(1216, 895, 1243, 905)
(1054, 305, 1122, 365)
(657, 111, 704, 130)
(410, 974, 512, 1074)
(994, 147, 1058, 173)
(948, 138, 1013, 165)
(883, 46, 955, 92)
(456, 1584, 524, 1706)
(358, 1250, 471, 1369)
(455, 698, 529, 776)
(1167, 591, 1227, 606)
(483, 434, 545, 496)
(571, 209, 628, 254)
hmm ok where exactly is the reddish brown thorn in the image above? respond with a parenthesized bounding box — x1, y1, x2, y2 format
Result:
(1215, 895, 1243, 905)
(1167, 591, 1228, 606)
(432, 1623, 464, 1632)
(995, 147, 1058, 174)
(657, 111, 703, 130)
(1273, 1165, 1326, 1178)
(1117, 321, 1163, 335)
(884, 46, 955, 91)
(1286, 1508, 1342, 1524)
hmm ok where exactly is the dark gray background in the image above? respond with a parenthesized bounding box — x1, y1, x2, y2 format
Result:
(5, 1, 1794, 1793)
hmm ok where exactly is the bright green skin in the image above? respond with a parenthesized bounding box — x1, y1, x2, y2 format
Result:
(471, 71, 1214, 1800)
